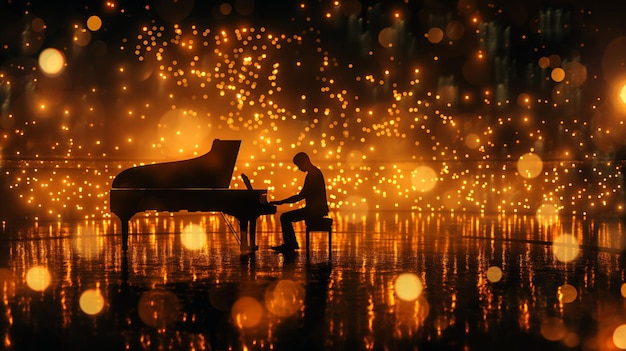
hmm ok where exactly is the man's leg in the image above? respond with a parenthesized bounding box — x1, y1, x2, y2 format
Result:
(279, 208, 307, 249)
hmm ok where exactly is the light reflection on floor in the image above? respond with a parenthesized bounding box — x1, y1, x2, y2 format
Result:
(1, 212, 626, 350)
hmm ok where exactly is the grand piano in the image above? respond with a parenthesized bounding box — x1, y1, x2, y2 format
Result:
(109, 139, 276, 253)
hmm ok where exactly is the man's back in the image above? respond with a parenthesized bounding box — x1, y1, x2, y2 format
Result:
(302, 166, 329, 216)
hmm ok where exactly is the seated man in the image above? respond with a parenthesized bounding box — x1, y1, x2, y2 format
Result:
(269, 152, 329, 252)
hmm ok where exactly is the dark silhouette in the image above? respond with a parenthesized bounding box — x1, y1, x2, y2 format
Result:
(270, 152, 329, 252)
(110, 139, 276, 253)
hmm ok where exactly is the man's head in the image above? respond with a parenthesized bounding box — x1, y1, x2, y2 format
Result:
(293, 152, 313, 172)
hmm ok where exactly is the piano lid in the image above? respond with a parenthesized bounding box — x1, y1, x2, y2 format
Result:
(112, 139, 241, 189)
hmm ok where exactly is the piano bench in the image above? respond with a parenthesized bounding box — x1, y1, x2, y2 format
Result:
(305, 217, 333, 260)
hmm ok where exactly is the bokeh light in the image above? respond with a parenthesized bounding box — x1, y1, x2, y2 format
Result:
(138, 289, 181, 329)
(614, 324, 626, 349)
(79, 288, 105, 315)
(551, 68, 565, 82)
(486, 266, 503, 283)
(427, 27, 444, 44)
(411, 166, 438, 192)
(517, 153, 543, 179)
(557, 284, 577, 304)
(87, 15, 103, 31)
(231, 296, 263, 329)
(264, 279, 305, 317)
(536, 203, 559, 226)
(180, 223, 208, 250)
(38, 48, 66, 77)
(394, 273, 424, 301)
(620, 84, 626, 105)
(552, 234, 580, 263)
(540, 317, 567, 341)
(26, 266, 51, 292)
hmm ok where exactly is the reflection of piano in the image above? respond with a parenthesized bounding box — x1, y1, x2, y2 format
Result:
(110, 139, 276, 252)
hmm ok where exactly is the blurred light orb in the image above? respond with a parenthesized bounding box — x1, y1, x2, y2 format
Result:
(552, 234, 580, 263)
(464, 133, 481, 149)
(445, 21, 465, 40)
(220, 2, 233, 15)
(181, 224, 207, 250)
(564, 61, 587, 87)
(138, 289, 181, 329)
(516, 93, 531, 107)
(31, 17, 46, 32)
(538, 56, 550, 69)
(38, 48, 65, 77)
(614, 324, 626, 349)
(378, 27, 398, 48)
(26, 266, 51, 292)
(621, 283, 626, 298)
(394, 273, 423, 301)
(517, 153, 543, 179)
(73, 28, 92, 47)
(411, 166, 438, 192)
(427, 27, 444, 44)
(234, 0, 255, 15)
(540, 317, 567, 341)
(79, 288, 105, 315)
(231, 296, 263, 329)
(486, 266, 503, 283)
(442, 189, 461, 210)
(551, 67, 565, 82)
(264, 279, 305, 317)
(602, 36, 626, 89)
(87, 16, 102, 31)
(558, 284, 577, 304)
(536, 203, 559, 226)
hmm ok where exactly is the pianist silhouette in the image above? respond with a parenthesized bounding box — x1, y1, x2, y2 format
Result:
(269, 152, 329, 252)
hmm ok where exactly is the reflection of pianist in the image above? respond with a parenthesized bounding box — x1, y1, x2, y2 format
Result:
(269, 152, 329, 252)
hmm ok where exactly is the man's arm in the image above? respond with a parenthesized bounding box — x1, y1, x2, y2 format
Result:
(270, 193, 304, 205)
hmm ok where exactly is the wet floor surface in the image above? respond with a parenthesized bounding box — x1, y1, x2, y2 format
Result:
(1, 211, 626, 350)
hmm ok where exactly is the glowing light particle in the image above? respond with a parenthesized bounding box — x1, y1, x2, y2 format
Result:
(394, 273, 423, 301)
(38, 48, 66, 77)
(26, 266, 51, 292)
(79, 288, 105, 315)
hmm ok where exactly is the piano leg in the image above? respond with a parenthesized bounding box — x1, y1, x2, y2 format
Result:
(239, 220, 249, 250)
(121, 220, 129, 250)
(238, 218, 259, 254)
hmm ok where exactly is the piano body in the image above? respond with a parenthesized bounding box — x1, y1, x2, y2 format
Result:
(110, 139, 276, 252)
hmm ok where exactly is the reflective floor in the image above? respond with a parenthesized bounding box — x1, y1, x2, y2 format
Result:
(1, 211, 626, 350)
